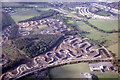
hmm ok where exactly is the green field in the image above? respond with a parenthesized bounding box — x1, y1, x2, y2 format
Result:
(88, 19, 118, 31)
(107, 43, 118, 57)
(76, 21, 118, 57)
(11, 9, 41, 22)
(77, 21, 118, 40)
(3, 43, 19, 60)
(96, 11, 111, 16)
(2, 40, 26, 61)
(96, 73, 118, 79)
(49, 63, 90, 78)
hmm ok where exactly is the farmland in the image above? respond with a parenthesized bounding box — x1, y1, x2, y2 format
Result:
(88, 19, 118, 32)
(95, 11, 112, 16)
(11, 9, 41, 22)
(107, 43, 118, 57)
(49, 63, 90, 78)
(96, 73, 118, 79)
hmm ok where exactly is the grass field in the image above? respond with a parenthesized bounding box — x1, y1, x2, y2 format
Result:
(11, 9, 41, 22)
(96, 73, 118, 79)
(3, 44, 18, 60)
(76, 21, 118, 57)
(2, 41, 25, 61)
(49, 63, 90, 78)
(107, 43, 118, 57)
(88, 19, 118, 31)
(96, 11, 111, 16)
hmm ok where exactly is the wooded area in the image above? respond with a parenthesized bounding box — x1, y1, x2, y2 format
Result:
(14, 34, 63, 58)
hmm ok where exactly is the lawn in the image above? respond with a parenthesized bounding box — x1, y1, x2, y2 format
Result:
(88, 19, 118, 31)
(11, 9, 41, 22)
(49, 63, 90, 78)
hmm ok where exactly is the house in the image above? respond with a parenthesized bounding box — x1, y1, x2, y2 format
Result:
(89, 62, 114, 73)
